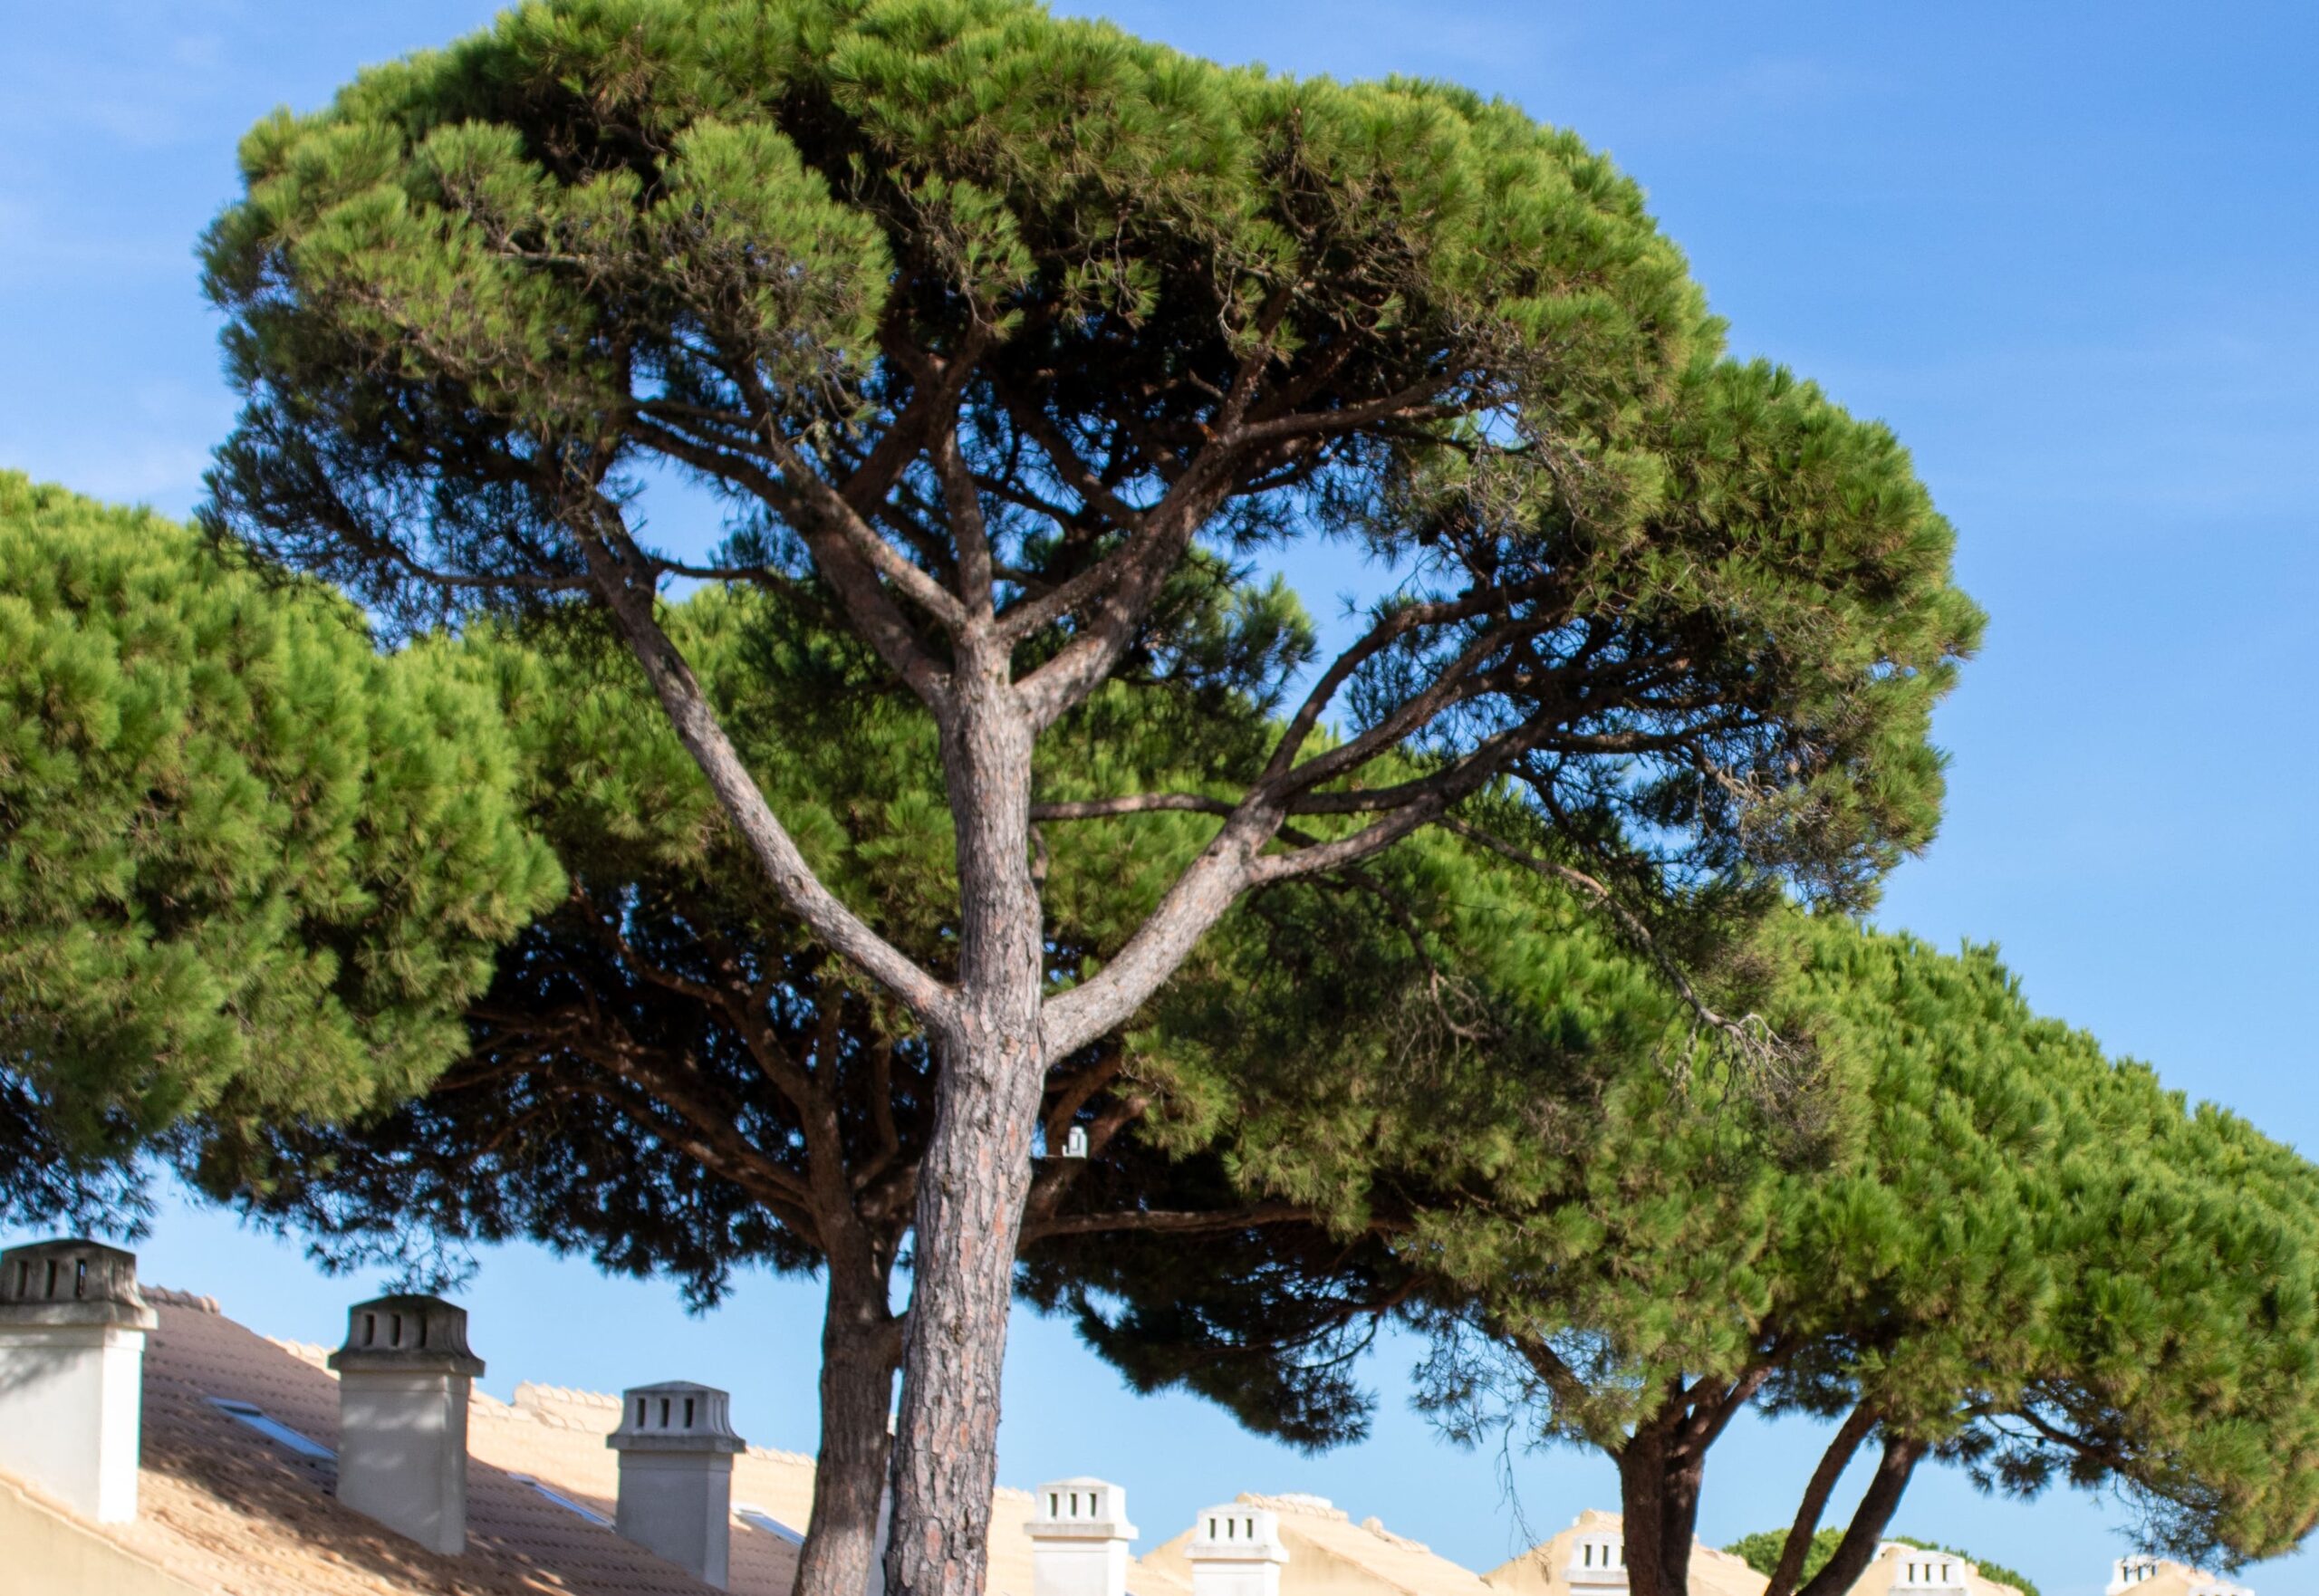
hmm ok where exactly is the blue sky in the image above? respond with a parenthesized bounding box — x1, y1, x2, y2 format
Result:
(5, 4, 2317, 1592)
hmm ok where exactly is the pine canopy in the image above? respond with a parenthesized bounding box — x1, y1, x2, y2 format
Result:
(0, 473, 562, 1223)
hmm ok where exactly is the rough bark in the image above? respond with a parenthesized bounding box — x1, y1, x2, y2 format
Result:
(882, 659, 1049, 1596)
(1617, 1423, 1708, 1596)
(795, 1247, 904, 1596)
(1793, 1436, 1926, 1596)
(1764, 1406, 1879, 1596)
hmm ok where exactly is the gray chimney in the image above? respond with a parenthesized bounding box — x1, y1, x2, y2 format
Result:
(0, 1238, 158, 1523)
(327, 1294, 484, 1555)
(609, 1380, 746, 1589)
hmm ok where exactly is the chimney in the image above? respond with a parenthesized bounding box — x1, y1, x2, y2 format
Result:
(1028, 1477, 1138, 1596)
(1187, 1502, 1289, 1596)
(1566, 1522, 1628, 1591)
(608, 1380, 746, 1589)
(1889, 1545, 1968, 1592)
(0, 1238, 157, 1523)
(2109, 1559, 2163, 1596)
(326, 1293, 484, 1555)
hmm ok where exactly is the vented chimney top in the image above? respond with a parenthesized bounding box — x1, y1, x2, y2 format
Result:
(326, 1293, 483, 1555)
(327, 1293, 484, 1377)
(609, 1381, 746, 1589)
(0, 1238, 156, 1330)
(1030, 1477, 1137, 1540)
(608, 1380, 746, 1456)
(1188, 1504, 1289, 1564)
(1029, 1476, 1139, 1596)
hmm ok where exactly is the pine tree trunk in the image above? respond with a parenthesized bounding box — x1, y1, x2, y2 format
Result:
(883, 664, 1048, 1596)
(794, 1251, 903, 1596)
(1618, 1433, 1674, 1596)
(1617, 1429, 1703, 1596)
(1657, 1455, 1703, 1596)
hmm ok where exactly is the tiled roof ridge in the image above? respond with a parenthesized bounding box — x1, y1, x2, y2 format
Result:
(1237, 1491, 1349, 1522)
(753, 1446, 817, 1466)
(261, 1337, 336, 1378)
(145, 1284, 220, 1313)
(505, 1380, 817, 1462)
(515, 1380, 622, 1411)
(1359, 1515, 1432, 1554)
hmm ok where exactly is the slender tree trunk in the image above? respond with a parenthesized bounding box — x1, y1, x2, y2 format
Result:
(1764, 1406, 1877, 1596)
(1793, 1436, 1926, 1596)
(884, 663, 1048, 1596)
(794, 1248, 904, 1596)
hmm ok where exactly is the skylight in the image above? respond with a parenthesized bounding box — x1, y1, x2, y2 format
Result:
(737, 1505, 804, 1544)
(506, 1472, 613, 1526)
(207, 1398, 334, 1460)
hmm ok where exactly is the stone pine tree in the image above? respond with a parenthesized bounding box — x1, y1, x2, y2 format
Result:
(219, 574, 1685, 1596)
(1044, 921, 2319, 1596)
(199, 4, 1981, 1588)
(208, 574, 1367, 1596)
(1408, 923, 2319, 1596)
(0, 470, 561, 1226)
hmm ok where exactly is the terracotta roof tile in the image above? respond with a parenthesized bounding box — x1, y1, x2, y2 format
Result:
(53, 1299, 796, 1596)
(13, 1292, 2063, 1596)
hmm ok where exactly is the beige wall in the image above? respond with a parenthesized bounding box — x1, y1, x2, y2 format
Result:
(0, 1476, 205, 1596)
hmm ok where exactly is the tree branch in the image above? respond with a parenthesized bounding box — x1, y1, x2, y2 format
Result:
(1766, 1405, 1881, 1596)
(570, 511, 957, 1028)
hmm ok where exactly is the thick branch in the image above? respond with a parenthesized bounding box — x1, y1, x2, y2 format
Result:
(1793, 1435, 1928, 1596)
(1765, 1405, 1880, 1596)
(1030, 793, 1236, 822)
(572, 519, 957, 1027)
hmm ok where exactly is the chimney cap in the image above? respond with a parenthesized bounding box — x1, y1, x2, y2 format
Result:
(1029, 1477, 1137, 1540)
(327, 1293, 484, 1376)
(608, 1380, 746, 1455)
(1188, 1504, 1288, 1565)
(0, 1238, 157, 1329)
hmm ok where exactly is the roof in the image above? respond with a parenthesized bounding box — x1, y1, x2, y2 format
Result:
(1480, 1509, 1767, 1596)
(3, 1287, 1197, 1596)
(37, 1289, 803, 1596)
(1846, 1542, 2026, 1596)
(0, 1286, 2118, 1596)
(2106, 1561, 2251, 1596)
(1146, 1491, 1498, 1596)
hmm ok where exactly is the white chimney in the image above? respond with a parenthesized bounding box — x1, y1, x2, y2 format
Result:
(608, 1380, 746, 1589)
(1188, 1502, 1289, 1596)
(2108, 1560, 2251, 1596)
(0, 1238, 157, 1523)
(1886, 1545, 1969, 1592)
(1028, 1476, 1138, 1596)
(1566, 1523, 1628, 1591)
(327, 1293, 484, 1555)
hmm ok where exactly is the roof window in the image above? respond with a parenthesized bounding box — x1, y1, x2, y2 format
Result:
(206, 1397, 333, 1461)
(506, 1472, 612, 1526)
(737, 1505, 805, 1544)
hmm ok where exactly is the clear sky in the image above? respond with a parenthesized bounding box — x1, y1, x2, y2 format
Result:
(5, 4, 2317, 1593)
